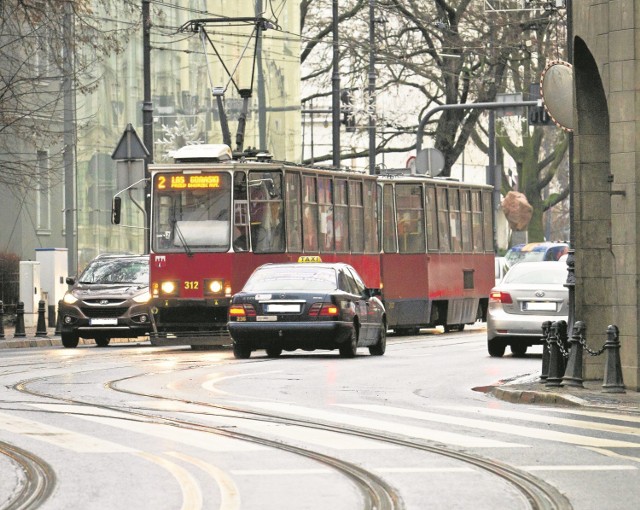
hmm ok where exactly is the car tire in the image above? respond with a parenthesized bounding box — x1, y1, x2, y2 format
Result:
(510, 344, 527, 357)
(233, 342, 252, 359)
(61, 332, 79, 349)
(339, 327, 358, 358)
(265, 346, 282, 358)
(369, 323, 386, 356)
(488, 338, 506, 357)
(95, 337, 111, 348)
(444, 324, 465, 333)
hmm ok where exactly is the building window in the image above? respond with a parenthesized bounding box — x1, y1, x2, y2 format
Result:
(36, 150, 51, 233)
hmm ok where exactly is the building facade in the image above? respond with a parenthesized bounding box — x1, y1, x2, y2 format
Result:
(572, 0, 640, 389)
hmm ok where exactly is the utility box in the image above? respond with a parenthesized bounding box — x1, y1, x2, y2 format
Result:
(36, 248, 69, 327)
(19, 261, 41, 328)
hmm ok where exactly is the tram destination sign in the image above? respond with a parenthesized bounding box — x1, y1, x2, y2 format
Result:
(156, 173, 222, 190)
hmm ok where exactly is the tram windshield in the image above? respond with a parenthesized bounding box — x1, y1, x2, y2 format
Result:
(152, 172, 232, 253)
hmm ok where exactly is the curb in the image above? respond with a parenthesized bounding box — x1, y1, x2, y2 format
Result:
(0, 336, 148, 349)
(491, 386, 589, 407)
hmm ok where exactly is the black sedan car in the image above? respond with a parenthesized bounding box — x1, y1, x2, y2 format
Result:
(59, 254, 151, 348)
(228, 261, 386, 359)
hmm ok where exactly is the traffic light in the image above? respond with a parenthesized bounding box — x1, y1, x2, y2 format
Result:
(340, 89, 356, 132)
(112, 196, 121, 225)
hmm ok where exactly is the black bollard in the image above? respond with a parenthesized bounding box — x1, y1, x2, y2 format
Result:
(35, 300, 48, 337)
(602, 325, 625, 393)
(54, 302, 62, 336)
(540, 321, 552, 382)
(14, 301, 26, 338)
(562, 321, 585, 388)
(0, 301, 5, 339)
(546, 320, 567, 387)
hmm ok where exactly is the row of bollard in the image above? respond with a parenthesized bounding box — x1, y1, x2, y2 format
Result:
(541, 319, 625, 393)
(0, 300, 60, 340)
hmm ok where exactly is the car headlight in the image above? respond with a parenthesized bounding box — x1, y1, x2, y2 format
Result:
(63, 293, 78, 304)
(133, 291, 151, 303)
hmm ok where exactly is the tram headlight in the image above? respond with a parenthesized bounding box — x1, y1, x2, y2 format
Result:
(204, 278, 225, 296)
(160, 280, 179, 296)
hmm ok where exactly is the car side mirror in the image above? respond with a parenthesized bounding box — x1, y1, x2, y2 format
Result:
(366, 288, 382, 298)
(66, 276, 76, 285)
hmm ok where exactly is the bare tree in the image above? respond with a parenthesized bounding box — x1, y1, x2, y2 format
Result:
(0, 0, 139, 192)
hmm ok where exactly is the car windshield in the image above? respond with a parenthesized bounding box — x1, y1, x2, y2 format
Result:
(504, 264, 567, 285)
(79, 259, 149, 285)
(243, 266, 337, 292)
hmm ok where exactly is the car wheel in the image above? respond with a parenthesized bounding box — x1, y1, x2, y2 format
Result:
(488, 338, 506, 357)
(95, 337, 111, 348)
(369, 323, 386, 356)
(61, 332, 79, 349)
(339, 327, 358, 358)
(265, 346, 282, 358)
(444, 324, 465, 333)
(233, 342, 251, 359)
(510, 344, 527, 357)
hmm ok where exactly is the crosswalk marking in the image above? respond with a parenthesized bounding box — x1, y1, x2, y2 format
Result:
(28, 403, 266, 452)
(438, 405, 640, 436)
(342, 404, 640, 448)
(235, 402, 525, 448)
(0, 411, 134, 453)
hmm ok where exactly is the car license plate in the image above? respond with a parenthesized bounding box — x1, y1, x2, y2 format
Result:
(256, 316, 278, 322)
(524, 302, 556, 311)
(90, 318, 118, 325)
(265, 304, 300, 313)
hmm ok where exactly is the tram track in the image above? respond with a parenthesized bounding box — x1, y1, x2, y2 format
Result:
(10, 364, 572, 510)
(0, 441, 55, 510)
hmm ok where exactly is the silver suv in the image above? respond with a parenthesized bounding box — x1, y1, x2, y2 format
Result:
(59, 254, 151, 348)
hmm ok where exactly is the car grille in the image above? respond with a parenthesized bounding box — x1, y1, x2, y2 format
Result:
(80, 307, 128, 318)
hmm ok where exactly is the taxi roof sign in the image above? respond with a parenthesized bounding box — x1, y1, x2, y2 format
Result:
(298, 256, 322, 263)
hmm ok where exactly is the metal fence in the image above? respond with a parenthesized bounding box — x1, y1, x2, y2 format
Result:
(0, 271, 19, 318)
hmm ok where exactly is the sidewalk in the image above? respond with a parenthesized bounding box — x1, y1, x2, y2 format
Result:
(0, 324, 148, 349)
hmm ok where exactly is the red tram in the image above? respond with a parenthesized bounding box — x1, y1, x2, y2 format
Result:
(148, 144, 381, 347)
(147, 145, 494, 348)
(377, 171, 494, 334)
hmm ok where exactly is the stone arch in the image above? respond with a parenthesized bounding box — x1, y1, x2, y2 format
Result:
(573, 36, 614, 379)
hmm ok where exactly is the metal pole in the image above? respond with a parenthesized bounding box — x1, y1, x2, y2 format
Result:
(142, 0, 153, 254)
(63, 1, 77, 275)
(565, 0, 576, 337)
(332, 0, 341, 167)
(256, 0, 266, 149)
(368, 0, 376, 175)
(488, 110, 498, 252)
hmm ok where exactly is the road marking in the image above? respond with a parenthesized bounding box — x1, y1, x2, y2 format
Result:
(167, 451, 241, 510)
(28, 403, 266, 452)
(235, 402, 524, 448)
(343, 404, 640, 448)
(137, 452, 202, 510)
(0, 411, 134, 453)
(439, 405, 640, 436)
(520, 465, 637, 471)
(541, 407, 640, 423)
(232, 469, 332, 475)
(198, 414, 398, 450)
(201, 370, 283, 397)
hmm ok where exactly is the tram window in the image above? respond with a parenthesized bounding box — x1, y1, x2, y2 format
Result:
(318, 177, 334, 252)
(285, 172, 302, 252)
(460, 190, 472, 252)
(482, 191, 493, 252)
(249, 171, 284, 253)
(233, 172, 249, 251)
(396, 184, 425, 253)
(382, 184, 397, 253)
(334, 179, 349, 252)
(426, 186, 438, 252)
(471, 191, 483, 252)
(349, 181, 365, 253)
(449, 189, 462, 252)
(364, 180, 378, 253)
(303, 175, 319, 252)
(436, 187, 451, 252)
